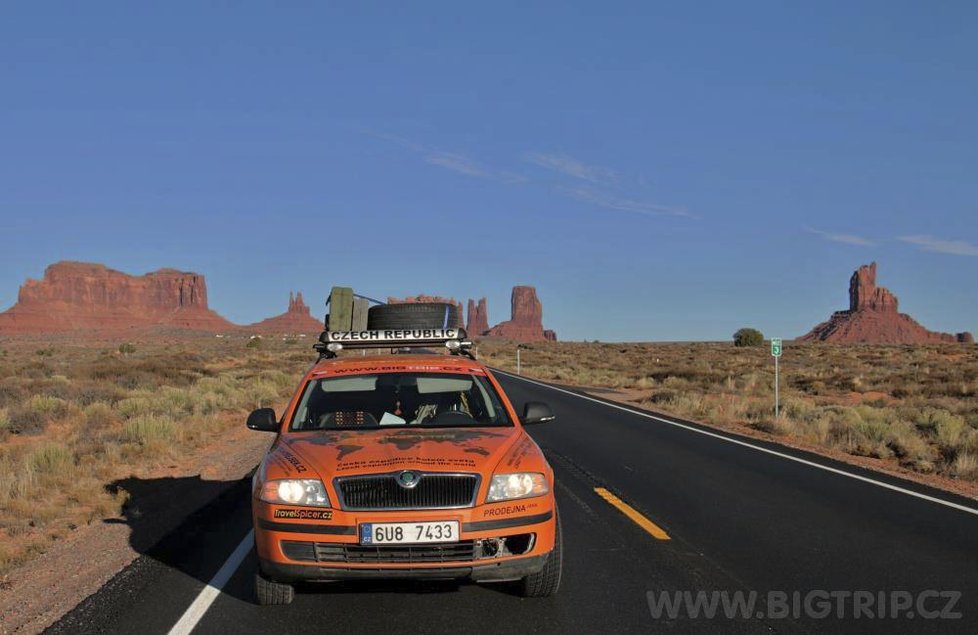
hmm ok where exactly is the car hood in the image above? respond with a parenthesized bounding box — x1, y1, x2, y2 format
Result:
(280, 426, 520, 478)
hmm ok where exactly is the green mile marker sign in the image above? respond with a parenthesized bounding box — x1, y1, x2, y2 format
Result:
(771, 338, 782, 358)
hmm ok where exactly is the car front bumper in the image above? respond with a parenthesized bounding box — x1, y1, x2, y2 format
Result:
(259, 552, 550, 583)
(253, 498, 557, 583)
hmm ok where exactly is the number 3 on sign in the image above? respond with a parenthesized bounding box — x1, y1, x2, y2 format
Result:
(771, 338, 782, 357)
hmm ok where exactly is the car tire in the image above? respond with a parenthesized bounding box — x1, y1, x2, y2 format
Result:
(367, 303, 461, 330)
(518, 511, 562, 597)
(255, 571, 295, 605)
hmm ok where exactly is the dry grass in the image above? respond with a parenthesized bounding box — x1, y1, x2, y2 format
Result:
(478, 340, 978, 483)
(4, 334, 974, 573)
(0, 336, 312, 575)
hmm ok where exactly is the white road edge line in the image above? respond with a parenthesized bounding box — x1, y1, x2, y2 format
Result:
(167, 529, 255, 635)
(495, 370, 978, 517)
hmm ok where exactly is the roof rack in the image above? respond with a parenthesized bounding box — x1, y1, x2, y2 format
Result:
(313, 327, 475, 361)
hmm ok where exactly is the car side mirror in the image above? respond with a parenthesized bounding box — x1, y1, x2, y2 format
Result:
(247, 408, 279, 432)
(522, 401, 556, 425)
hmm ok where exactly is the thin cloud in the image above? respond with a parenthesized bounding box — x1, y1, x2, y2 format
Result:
(898, 234, 978, 257)
(805, 227, 876, 246)
(366, 130, 526, 183)
(560, 186, 691, 218)
(366, 130, 688, 218)
(523, 152, 618, 185)
(425, 152, 491, 178)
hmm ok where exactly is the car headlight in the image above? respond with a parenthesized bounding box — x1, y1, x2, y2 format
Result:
(260, 479, 330, 507)
(486, 473, 549, 502)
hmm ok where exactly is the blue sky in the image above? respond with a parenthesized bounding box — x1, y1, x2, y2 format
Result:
(1, 1, 976, 341)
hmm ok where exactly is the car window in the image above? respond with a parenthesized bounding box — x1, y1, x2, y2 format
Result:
(289, 372, 512, 431)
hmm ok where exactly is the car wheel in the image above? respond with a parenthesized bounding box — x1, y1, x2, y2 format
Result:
(518, 511, 562, 597)
(255, 571, 295, 605)
(367, 303, 461, 330)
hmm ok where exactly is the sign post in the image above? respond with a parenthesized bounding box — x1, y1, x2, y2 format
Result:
(771, 338, 782, 418)
(516, 346, 521, 375)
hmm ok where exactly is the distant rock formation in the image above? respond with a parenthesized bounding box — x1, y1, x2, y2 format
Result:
(466, 298, 489, 336)
(387, 295, 464, 328)
(249, 291, 323, 333)
(0, 261, 235, 334)
(484, 286, 557, 342)
(799, 262, 973, 344)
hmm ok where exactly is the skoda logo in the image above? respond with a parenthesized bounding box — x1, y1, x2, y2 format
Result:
(397, 471, 421, 489)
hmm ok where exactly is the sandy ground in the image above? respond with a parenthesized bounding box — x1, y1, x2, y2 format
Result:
(0, 425, 272, 635)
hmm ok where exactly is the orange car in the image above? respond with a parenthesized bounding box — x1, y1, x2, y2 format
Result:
(247, 328, 560, 605)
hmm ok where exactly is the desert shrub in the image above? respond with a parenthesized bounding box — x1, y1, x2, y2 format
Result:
(83, 402, 117, 429)
(783, 398, 814, 421)
(189, 377, 239, 416)
(31, 377, 77, 402)
(260, 370, 295, 392)
(118, 343, 136, 355)
(754, 416, 796, 436)
(78, 354, 209, 389)
(733, 328, 764, 347)
(952, 452, 978, 480)
(246, 337, 263, 349)
(0, 408, 9, 434)
(73, 381, 127, 405)
(933, 412, 967, 450)
(6, 396, 69, 435)
(155, 387, 194, 416)
(914, 409, 969, 458)
(121, 415, 177, 445)
(0, 381, 27, 408)
(115, 395, 155, 419)
(27, 443, 74, 474)
(247, 380, 281, 409)
(0, 453, 15, 498)
(6, 407, 48, 435)
(116, 387, 193, 419)
(19, 360, 59, 380)
(665, 393, 708, 418)
(646, 390, 677, 404)
(885, 421, 935, 465)
(744, 400, 773, 421)
(797, 411, 834, 445)
(28, 395, 68, 417)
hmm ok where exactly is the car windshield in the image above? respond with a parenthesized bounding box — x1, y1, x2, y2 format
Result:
(289, 372, 513, 431)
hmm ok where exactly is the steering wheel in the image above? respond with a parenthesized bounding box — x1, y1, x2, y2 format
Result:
(428, 410, 477, 426)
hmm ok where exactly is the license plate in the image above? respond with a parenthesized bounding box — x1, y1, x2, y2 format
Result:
(359, 521, 459, 545)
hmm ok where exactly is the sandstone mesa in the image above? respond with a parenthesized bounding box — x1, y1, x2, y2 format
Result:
(481, 286, 558, 342)
(799, 262, 973, 344)
(0, 261, 234, 334)
(0, 264, 558, 342)
(248, 291, 323, 334)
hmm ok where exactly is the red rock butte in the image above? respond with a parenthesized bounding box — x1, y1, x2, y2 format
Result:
(466, 298, 490, 336)
(248, 291, 323, 334)
(482, 286, 557, 342)
(799, 262, 973, 344)
(0, 261, 235, 334)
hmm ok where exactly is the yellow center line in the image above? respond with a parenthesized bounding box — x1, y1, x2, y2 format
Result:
(594, 487, 671, 541)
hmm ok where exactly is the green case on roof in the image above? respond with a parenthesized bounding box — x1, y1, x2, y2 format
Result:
(328, 286, 353, 331)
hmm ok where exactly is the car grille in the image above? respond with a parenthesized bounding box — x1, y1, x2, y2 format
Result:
(281, 540, 478, 564)
(335, 473, 478, 510)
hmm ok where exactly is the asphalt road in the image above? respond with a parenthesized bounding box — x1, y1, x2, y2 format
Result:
(49, 371, 978, 634)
